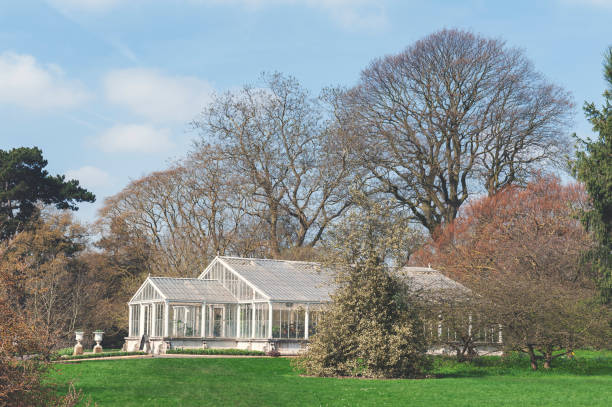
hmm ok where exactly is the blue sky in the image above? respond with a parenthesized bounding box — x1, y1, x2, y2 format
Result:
(1, 0, 611, 223)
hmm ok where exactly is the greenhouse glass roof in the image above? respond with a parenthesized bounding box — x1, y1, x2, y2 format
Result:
(214, 257, 335, 302)
(130, 258, 467, 306)
(398, 267, 471, 294)
(130, 277, 235, 303)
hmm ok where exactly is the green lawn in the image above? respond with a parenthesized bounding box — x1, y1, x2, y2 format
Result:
(50, 351, 612, 406)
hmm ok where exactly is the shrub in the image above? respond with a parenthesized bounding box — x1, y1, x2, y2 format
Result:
(295, 258, 430, 378)
(0, 299, 86, 406)
(295, 200, 431, 379)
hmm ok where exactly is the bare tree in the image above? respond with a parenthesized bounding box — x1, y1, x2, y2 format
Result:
(337, 29, 573, 234)
(192, 73, 354, 257)
(98, 149, 253, 276)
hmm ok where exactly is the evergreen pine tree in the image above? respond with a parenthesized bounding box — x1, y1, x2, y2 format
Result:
(572, 46, 612, 303)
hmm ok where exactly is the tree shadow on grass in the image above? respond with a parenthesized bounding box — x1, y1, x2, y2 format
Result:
(433, 354, 612, 378)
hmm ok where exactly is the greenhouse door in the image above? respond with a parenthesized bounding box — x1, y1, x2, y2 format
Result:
(143, 305, 152, 337)
(213, 307, 224, 337)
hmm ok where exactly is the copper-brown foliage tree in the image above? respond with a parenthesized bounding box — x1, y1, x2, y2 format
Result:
(0, 298, 87, 406)
(0, 274, 89, 407)
(0, 297, 46, 406)
(0, 211, 90, 349)
(414, 176, 612, 369)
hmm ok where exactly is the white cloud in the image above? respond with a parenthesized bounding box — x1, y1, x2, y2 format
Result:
(312, 0, 386, 29)
(104, 68, 213, 122)
(202, 0, 386, 29)
(45, 0, 121, 13)
(0, 52, 89, 109)
(48, 0, 386, 29)
(65, 166, 112, 188)
(95, 124, 175, 153)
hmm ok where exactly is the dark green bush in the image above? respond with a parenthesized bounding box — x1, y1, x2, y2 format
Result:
(166, 348, 265, 356)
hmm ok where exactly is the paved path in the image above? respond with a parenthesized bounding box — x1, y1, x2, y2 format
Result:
(55, 355, 152, 363)
(54, 354, 292, 363)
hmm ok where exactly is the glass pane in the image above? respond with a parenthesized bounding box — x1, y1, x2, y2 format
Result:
(155, 303, 164, 336)
(224, 304, 237, 338)
(134, 282, 162, 301)
(254, 291, 265, 300)
(270, 305, 306, 339)
(272, 308, 282, 338)
(240, 305, 252, 338)
(308, 311, 319, 337)
(295, 309, 305, 339)
(254, 303, 268, 338)
(130, 305, 140, 336)
(143, 305, 150, 336)
(213, 307, 223, 337)
(169, 305, 202, 337)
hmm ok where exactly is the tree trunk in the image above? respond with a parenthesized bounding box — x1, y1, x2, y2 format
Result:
(543, 347, 553, 369)
(526, 345, 538, 370)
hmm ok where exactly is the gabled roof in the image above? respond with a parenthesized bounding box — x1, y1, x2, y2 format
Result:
(130, 258, 468, 305)
(217, 257, 335, 302)
(398, 267, 470, 294)
(147, 277, 235, 303)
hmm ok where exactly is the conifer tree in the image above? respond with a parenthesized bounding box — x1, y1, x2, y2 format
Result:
(0, 147, 95, 240)
(573, 47, 612, 303)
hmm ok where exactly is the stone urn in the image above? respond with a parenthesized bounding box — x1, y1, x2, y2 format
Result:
(73, 331, 84, 356)
(93, 331, 104, 354)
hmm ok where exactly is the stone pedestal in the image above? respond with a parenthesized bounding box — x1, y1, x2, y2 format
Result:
(93, 331, 104, 354)
(73, 343, 83, 356)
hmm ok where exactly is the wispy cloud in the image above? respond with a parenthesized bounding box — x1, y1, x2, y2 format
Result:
(107, 38, 139, 63)
(66, 166, 113, 188)
(45, 0, 121, 14)
(95, 124, 175, 153)
(200, 0, 387, 29)
(104, 68, 214, 122)
(0, 51, 89, 109)
(47, 0, 387, 29)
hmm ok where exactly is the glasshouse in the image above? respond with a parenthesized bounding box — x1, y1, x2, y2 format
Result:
(125, 256, 334, 354)
(125, 256, 480, 355)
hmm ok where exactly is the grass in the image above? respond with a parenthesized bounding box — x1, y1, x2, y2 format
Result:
(50, 350, 612, 406)
(166, 348, 265, 356)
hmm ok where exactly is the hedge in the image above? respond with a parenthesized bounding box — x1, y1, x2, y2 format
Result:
(166, 348, 265, 356)
(57, 351, 147, 360)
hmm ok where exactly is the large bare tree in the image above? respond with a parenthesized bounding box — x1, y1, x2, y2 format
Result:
(338, 29, 573, 234)
(193, 73, 354, 257)
(98, 148, 256, 276)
